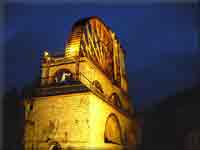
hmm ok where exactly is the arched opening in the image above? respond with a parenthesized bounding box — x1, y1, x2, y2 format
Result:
(53, 69, 77, 85)
(48, 141, 61, 150)
(92, 80, 103, 93)
(104, 114, 122, 145)
(109, 93, 121, 108)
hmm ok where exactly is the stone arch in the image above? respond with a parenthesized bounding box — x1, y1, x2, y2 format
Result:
(104, 113, 122, 145)
(109, 93, 121, 108)
(92, 80, 104, 93)
(48, 141, 62, 150)
(53, 69, 74, 85)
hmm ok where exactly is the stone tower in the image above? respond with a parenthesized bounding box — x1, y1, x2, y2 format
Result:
(23, 16, 137, 150)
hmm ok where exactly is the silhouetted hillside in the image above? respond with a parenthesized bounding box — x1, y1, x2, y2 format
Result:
(3, 88, 24, 150)
(140, 84, 200, 150)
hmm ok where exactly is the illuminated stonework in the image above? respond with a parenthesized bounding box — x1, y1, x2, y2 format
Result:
(23, 16, 137, 150)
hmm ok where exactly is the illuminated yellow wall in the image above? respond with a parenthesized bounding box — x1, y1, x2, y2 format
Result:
(24, 91, 136, 150)
(24, 93, 91, 150)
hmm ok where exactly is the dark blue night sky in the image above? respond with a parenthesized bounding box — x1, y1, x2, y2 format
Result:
(4, 2, 200, 111)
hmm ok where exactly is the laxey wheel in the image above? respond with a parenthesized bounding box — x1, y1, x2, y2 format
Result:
(65, 17, 115, 79)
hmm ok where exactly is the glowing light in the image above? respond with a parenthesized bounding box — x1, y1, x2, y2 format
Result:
(44, 50, 49, 57)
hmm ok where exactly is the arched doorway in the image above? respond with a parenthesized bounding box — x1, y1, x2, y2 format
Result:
(92, 80, 104, 93)
(53, 69, 74, 85)
(104, 114, 122, 145)
(109, 93, 121, 108)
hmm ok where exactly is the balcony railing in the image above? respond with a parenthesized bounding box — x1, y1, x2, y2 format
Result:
(34, 83, 89, 97)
